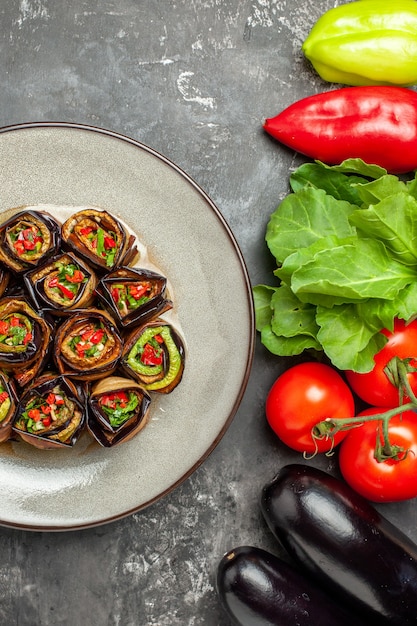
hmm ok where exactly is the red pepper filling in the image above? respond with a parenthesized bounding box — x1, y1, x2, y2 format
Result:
(0, 315, 33, 346)
(21, 389, 67, 433)
(111, 281, 152, 315)
(97, 390, 140, 428)
(10, 225, 44, 257)
(78, 224, 118, 266)
(100, 391, 129, 409)
(140, 334, 164, 366)
(46, 262, 86, 302)
(70, 324, 108, 358)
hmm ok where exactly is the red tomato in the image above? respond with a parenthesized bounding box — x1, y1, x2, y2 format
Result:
(339, 407, 417, 502)
(346, 319, 417, 407)
(265, 362, 354, 453)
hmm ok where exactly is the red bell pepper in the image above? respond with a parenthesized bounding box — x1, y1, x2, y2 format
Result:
(263, 86, 417, 174)
(65, 270, 85, 283)
(57, 283, 75, 300)
(141, 342, 163, 366)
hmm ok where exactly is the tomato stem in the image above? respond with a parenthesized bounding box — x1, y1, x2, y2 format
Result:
(390, 357, 417, 405)
(314, 356, 417, 462)
(314, 402, 415, 436)
(314, 403, 416, 461)
(375, 419, 406, 463)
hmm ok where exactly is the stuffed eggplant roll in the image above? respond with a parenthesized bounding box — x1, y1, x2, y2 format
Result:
(97, 267, 172, 328)
(87, 376, 151, 447)
(121, 321, 185, 393)
(0, 297, 51, 387)
(54, 309, 123, 381)
(0, 266, 11, 298)
(61, 208, 137, 272)
(0, 209, 61, 273)
(24, 252, 97, 312)
(0, 372, 18, 443)
(13, 374, 85, 449)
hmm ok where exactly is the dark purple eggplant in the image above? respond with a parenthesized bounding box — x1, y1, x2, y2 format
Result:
(0, 266, 11, 298)
(0, 372, 18, 443)
(260, 464, 417, 626)
(96, 266, 172, 329)
(0, 209, 61, 273)
(13, 372, 85, 449)
(216, 545, 365, 626)
(24, 252, 97, 313)
(120, 320, 185, 393)
(53, 308, 123, 382)
(61, 207, 137, 272)
(0, 296, 52, 387)
(87, 375, 151, 447)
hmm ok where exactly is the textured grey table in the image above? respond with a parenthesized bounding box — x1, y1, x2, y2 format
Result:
(1, 1, 416, 625)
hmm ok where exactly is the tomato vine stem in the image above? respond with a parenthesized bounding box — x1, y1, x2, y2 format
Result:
(313, 357, 417, 462)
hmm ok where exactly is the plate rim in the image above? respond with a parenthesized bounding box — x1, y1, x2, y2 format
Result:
(0, 121, 255, 531)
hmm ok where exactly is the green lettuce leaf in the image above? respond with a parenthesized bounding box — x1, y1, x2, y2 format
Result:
(317, 158, 387, 179)
(290, 162, 368, 205)
(349, 192, 417, 266)
(406, 172, 417, 199)
(266, 186, 356, 264)
(253, 160, 417, 372)
(260, 323, 321, 356)
(291, 238, 417, 303)
(253, 285, 275, 331)
(353, 175, 408, 205)
(270, 284, 319, 340)
(393, 283, 417, 322)
(315, 303, 388, 372)
(275, 235, 357, 285)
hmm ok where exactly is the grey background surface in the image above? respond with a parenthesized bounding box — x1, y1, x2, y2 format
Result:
(1, 1, 416, 625)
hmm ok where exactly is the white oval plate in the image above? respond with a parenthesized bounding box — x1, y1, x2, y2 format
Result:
(0, 122, 254, 531)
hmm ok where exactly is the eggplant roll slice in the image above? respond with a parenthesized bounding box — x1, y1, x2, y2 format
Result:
(97, 266, 172, 328)
(13, 374, 85, 449)
(121, 321, 185, 393)
(24, 252, 97, 312)
(0, 266, 11, 298)
(0, 297, 51, 387)
(54, 309, 123, 381)
(87, 376, 151, 447)
(0, 372, 18, 443)
(61, 208, 137, 272)
(0, 209, 61, 273)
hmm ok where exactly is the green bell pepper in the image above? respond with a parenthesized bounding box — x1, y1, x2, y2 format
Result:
(125, 324, 185, 393)
(302, 0, 417, 86)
